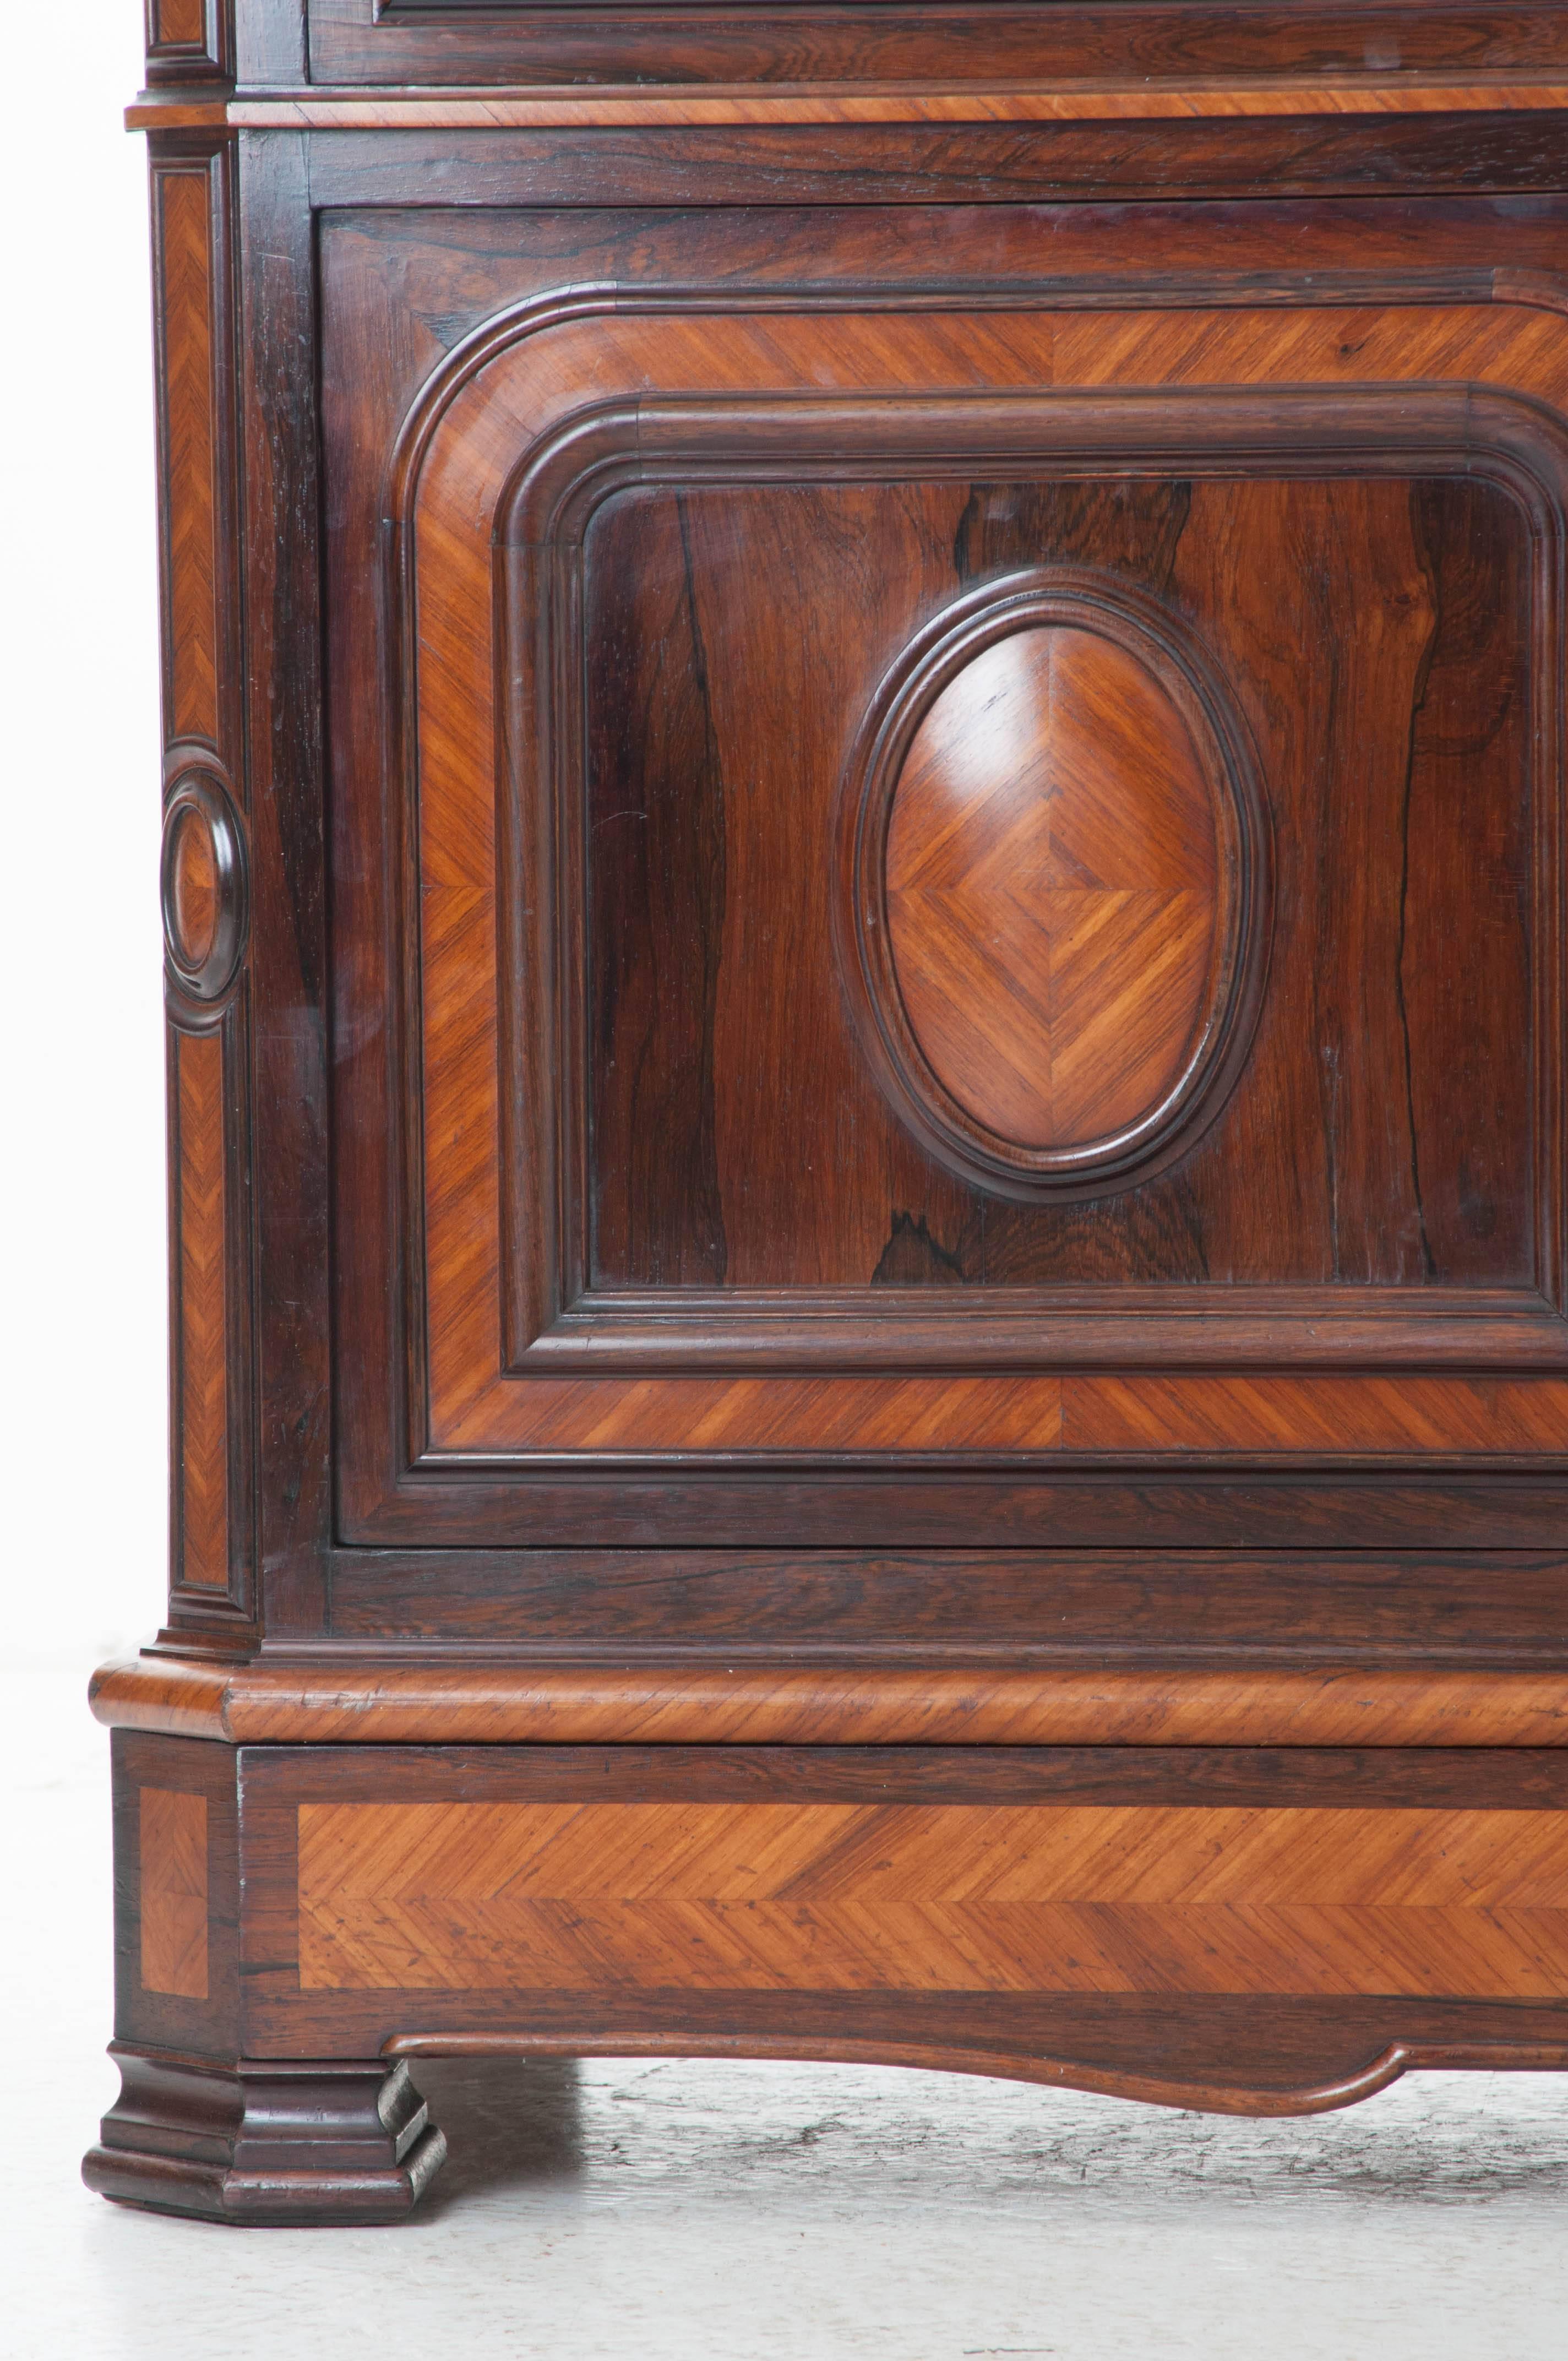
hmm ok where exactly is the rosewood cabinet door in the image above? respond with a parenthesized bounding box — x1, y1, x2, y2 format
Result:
(326, 202, 1568, 1600)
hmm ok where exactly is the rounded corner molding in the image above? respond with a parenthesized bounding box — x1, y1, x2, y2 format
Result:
(161, 767, 248, 1005)
(837, 568, 1273, 1203)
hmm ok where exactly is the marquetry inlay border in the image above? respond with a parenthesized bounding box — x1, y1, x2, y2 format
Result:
(383, 283, 1568, 1472)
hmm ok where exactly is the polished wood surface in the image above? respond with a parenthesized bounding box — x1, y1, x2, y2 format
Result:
(137, 1787, 208, 2000)
(296, 1, 1568, 106)
(297, 1793, 1568, 1999)
(341, 270, 1560, 1498)
(166, 802, 219, 972)
(151, 0, 206, 41)
(419, 1372, 1568, 1456)
(88, 1656, 1568, 1751)
(886, 622, 1221, 1154)
(126, 81, 1568, 134)
(150, 134, 250, 1628)
(173, 1031, 227, 1590)
(322, 194, 1568, 1567)
(101, 3, 1568, 2223)
(84, 2050, 444, 2226)
(152, 163, 219, 748)
(216, 1740, 1568, 2115)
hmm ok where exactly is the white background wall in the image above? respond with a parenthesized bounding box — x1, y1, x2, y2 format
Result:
(2, 3, 169, 1659)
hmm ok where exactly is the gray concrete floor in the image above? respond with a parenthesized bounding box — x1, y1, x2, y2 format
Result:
(10, 1656, 1568, 2360)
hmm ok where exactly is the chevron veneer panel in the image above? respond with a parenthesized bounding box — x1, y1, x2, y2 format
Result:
(175, 1029, 227, 1588)
(153, 161, 221, 746)
(139, 1787, 209, 2001)
(296, 1799, 1568, 1999)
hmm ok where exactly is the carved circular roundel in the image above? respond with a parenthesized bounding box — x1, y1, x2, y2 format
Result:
(840, 571, 1271, 1200)
(161, 770, 247, 1003)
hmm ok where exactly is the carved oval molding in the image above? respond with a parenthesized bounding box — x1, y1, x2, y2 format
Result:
(161, 768, 247, 1003)
(839, 570, 1272, 1201)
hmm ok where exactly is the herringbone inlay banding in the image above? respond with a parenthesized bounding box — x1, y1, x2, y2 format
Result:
(176, 1029, 227, 1588)
(297, 1800, 1568, 1998)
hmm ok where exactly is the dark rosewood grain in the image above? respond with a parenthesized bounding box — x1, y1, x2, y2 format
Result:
(306, 2, 1568, 94)
(295, 116, 1568, 206)
(319, 1546, 1568, 1656)
(89, 1656, 1568, 1752)
(371, 282, 1558, 1505)
(236, 128, 330, 1639)
(150, 133, 252, 1634)
(144, 0, 226, 83)
(106, 27, 1568, 2224)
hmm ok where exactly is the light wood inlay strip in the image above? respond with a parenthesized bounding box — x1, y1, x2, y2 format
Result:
(176, 1029, 228, 1588)
(139, 1787, 209, 2000)
(408, 297, 1568, 1457)
(1064, 1374, 1568, 1456)
(155, 167, 219, 747)
(90, 1658, 1568, 1750)
(435, 1370, 1568, 1456)
(297, 1798, 1568, 1999)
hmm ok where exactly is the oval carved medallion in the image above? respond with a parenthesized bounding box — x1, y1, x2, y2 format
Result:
(161, 769, 247, 1003)
(841, 572, 1270, 1199)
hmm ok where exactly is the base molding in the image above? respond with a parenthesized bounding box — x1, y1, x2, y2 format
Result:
(83, 2049, 448, 2226)
(90, 1725, 1568, 2219)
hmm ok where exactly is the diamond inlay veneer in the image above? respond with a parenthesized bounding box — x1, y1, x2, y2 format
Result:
(886, 623, 1221, 1152)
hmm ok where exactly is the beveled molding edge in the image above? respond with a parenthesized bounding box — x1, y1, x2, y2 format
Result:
(840, 567, 1271, 1201)
(161, 759, 249, 1009)
(89, 1655, 1568, 1748)
(124, 79, 1568, 135)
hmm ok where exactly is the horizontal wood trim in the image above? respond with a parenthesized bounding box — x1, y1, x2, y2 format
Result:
(128, 80, 1568, 134)
(295, 1793, 1568, 1999)
(435, 1373, 1568, 1458)
(91, 1656, 1568, 1748)
(322, 1544, 1568, 1655)
(529, 1296, 1568, 1371)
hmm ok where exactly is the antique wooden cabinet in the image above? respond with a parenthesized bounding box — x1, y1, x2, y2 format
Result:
(85, 0, 1568, 2223)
